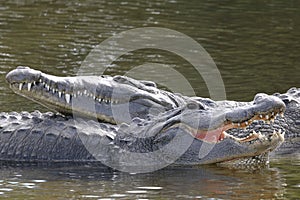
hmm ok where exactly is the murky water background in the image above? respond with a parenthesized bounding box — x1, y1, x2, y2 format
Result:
(0, 0, 299, 199)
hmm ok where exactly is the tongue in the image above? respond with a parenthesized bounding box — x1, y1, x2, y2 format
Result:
(192, 127, 226, 143)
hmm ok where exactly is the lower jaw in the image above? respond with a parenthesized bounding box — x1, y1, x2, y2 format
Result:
(217, 152, 270, 169)
(11, 88, 118, 123)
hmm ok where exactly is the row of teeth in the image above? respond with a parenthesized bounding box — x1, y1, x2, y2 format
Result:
(222, 129, 284, 143)
(230, 112, 284, 129)
(256, 112, 285, 122)
(16, 82, 121, 105)
(222, 112, 285, 143)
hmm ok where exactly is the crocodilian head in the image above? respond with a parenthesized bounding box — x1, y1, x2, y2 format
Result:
(6, 66, 286, 167)
(6, 66, 180, 124)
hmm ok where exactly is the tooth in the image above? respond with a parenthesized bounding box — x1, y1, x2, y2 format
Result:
(33, 81, 36, 85)
(276, 131, 285, 141)
(272, 112, 274, 116)
(93, 96, 96, 100)
(19, 83, 23, 90)
(65, 94, 71, 104)
(252, 130, 258, 135)
(46, 85, 50, 91)
(84, 90, 87, 95)
(58, 91, 62, 98)
(238, 123, 240, 127)
(52, 88, 55, 93)
(27, 83, 32, 91)
(266, 115, 269, 120)
(260, 114, 263, 118)
(232, 122, 234, 126)
(258, 131, 262, 136)
(39, 79, 42, 83)
(222, 131, 228, 138)
(73, 94, 77, 98)
(245, 121, 248, 125)
(280, 113, 284, 117)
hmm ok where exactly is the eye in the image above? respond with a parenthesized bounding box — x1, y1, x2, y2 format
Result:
(113, 75, 128, 83)
(186, 102, 205, 110)
(140, 80, 157, 88)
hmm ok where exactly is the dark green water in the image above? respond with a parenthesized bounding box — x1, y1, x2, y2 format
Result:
(0, 0, 299, 199)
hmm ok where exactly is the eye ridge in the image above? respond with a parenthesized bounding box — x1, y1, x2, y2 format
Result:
(186, 102, 205, 110)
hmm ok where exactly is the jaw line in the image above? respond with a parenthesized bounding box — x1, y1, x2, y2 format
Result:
(167, 108, 285, 144)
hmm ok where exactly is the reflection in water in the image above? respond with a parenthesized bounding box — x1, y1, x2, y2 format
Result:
(0, 0, 299, 199)
(0, 163, 288, 199)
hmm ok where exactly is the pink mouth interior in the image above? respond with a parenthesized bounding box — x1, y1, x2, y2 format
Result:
(191, 124, 232, 143)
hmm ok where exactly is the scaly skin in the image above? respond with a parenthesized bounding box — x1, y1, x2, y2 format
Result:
(0, 110, 284, 166)
(1, 66, 293, 167)
(272, 88, 300, 155)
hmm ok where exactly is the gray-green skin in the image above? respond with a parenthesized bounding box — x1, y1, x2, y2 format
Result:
(1, 66, 298, 168)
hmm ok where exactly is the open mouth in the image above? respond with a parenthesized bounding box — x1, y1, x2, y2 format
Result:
(210, 110, 285, 143)
(167, 102, 285, 145)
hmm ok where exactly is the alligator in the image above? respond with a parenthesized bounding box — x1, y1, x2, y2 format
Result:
(1, 66, 299, 170)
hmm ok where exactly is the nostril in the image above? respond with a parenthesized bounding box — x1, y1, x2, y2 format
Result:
(16, 66, 30, 70)
(254, 93, 268, 104)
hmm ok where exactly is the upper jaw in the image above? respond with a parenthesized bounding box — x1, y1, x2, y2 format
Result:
(6, 66, 179, 123)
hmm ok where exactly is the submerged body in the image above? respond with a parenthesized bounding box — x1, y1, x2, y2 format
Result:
(1, 66, 299, 168)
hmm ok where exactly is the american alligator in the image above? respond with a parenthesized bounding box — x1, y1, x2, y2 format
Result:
(1, 66, 299, 170)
